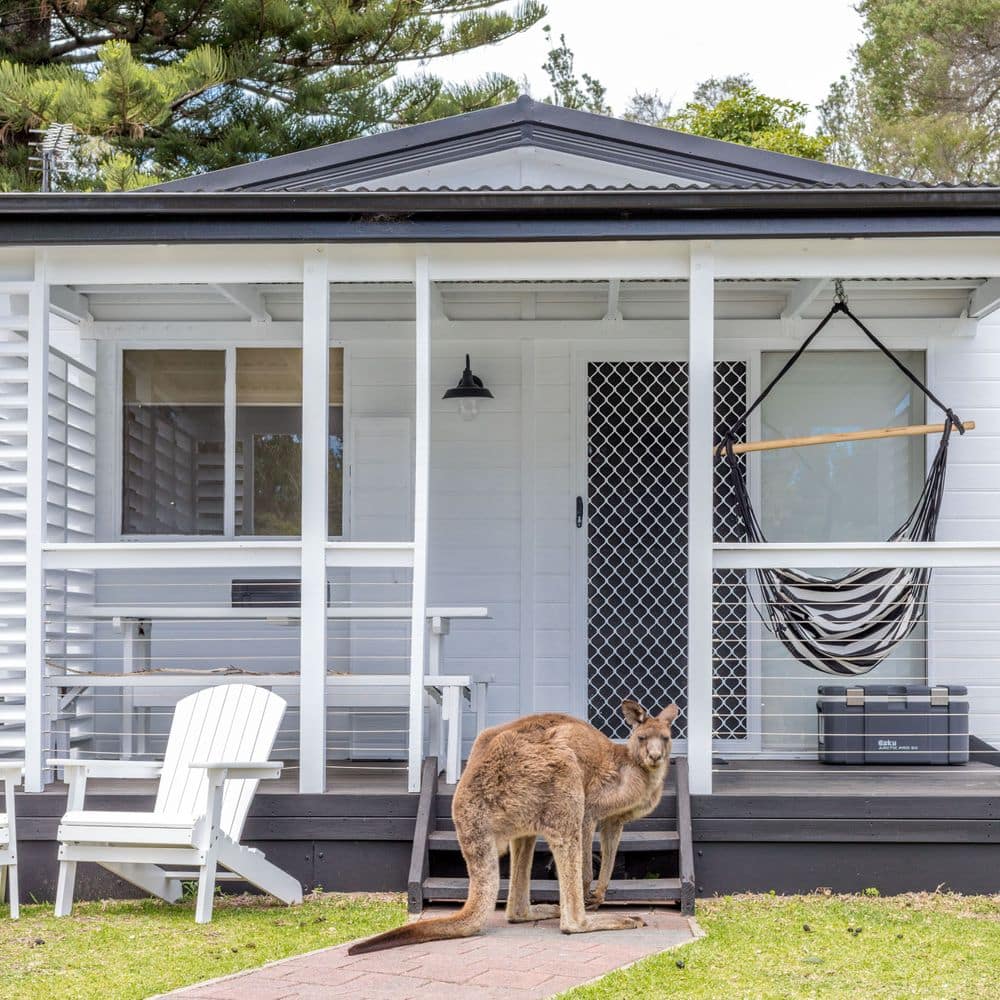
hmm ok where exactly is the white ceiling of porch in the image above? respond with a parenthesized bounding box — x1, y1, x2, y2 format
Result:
(68, 278, 988, 325)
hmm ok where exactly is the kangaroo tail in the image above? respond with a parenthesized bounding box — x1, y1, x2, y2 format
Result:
(347, 834, 500, 955)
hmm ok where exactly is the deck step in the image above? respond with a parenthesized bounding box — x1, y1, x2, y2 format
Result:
(428, 829, 679, 852)
(423, 876, 683, 904)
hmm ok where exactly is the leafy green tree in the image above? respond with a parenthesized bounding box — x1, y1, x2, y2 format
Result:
(819, 0, 1000, 182)
(667, 84, 830, 160)
(541, 27, 610, 114)
(623, 91, 671, 125)
(0, 0, 546, 190)
(691, 74, 753, 108)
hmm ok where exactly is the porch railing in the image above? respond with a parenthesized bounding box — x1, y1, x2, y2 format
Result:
(709, 541, 1000, 790)
(40, 541, 431, 792)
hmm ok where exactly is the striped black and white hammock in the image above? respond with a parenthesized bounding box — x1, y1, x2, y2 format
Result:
(716, 297, 965, 677)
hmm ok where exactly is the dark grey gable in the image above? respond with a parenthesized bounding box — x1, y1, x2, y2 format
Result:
(153, 95, 902, 193)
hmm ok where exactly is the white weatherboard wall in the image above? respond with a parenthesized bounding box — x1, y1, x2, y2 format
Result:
(926, 313, 1000, 743)
(352, 336, 526, 740)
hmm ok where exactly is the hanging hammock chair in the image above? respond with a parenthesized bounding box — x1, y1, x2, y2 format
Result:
(716, 284, 968, 677)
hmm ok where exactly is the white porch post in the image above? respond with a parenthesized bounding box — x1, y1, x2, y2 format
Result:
(24, 256, 50, 792)
(687, 242, 714, 795)
(407, 257, 431, 793)
(299, 250, 331, 793)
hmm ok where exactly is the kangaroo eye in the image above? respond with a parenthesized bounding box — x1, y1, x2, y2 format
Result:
(638, 735, 647, 742)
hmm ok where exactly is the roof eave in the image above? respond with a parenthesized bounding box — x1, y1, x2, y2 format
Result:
(0, 187, 996, 244)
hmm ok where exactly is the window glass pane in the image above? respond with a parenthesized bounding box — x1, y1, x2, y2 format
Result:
(761, 350, 925, 542)
(235, 348, 344, 537)
(122, 350, 225, 535)
(759, 350, 926, 752)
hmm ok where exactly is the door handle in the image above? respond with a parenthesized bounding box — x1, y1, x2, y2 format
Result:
(575, 495, 584, 528)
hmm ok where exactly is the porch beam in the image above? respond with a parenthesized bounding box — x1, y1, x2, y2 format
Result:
(968, 278, 1000, 320)
(429, 244, 690, 282)
(212, 283, 271, 323)
(408, 257, 432, 794)
(88, 317, 969, 343)
(687, 241, 714, 796)
(299, 250, 331, 793)
(780, 279, 827, 320)
(41, 239, 1000, 287)
(24, 255, 50, 791)
(713, 239, 1000, 280)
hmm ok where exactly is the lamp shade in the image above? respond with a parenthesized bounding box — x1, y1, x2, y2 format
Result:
(442, 354, 494, 401)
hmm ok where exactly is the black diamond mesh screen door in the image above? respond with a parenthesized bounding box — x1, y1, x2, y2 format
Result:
(586, 360, 749, 742)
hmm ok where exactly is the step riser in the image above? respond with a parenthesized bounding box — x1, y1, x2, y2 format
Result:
(429, 833, 680, 853)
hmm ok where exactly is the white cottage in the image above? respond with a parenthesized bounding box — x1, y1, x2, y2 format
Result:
(3, 98, 1000, 901)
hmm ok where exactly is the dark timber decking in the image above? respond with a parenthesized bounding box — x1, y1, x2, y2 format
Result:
(14, 758, 1000, 904)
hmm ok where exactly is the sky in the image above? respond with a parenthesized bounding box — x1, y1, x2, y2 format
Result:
(434, 0, 865, 128)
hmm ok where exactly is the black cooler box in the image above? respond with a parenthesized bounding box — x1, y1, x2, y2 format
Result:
(817, 685, 969, 765)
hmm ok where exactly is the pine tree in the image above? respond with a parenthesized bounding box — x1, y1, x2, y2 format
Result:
(0, 1, 546, 190)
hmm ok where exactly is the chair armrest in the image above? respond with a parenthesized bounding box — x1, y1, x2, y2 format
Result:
(0, 762, 23, 785)
(189, 761, 283, 781)
(48, 759, 163, 780)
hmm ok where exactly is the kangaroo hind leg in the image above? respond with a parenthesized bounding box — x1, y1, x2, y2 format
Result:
(506, 836, 559, 922)
(549, 832, 645, 934)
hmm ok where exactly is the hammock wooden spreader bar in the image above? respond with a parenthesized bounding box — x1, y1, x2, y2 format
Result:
(718, 420, 975, 458)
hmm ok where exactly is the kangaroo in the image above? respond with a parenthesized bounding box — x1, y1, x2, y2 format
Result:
(347, 699, 678, 955)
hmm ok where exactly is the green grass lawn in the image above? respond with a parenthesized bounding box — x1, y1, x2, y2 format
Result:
(0, 890, 406, 1000)
(564, 892, 1000, 1000)
(3, 890, 998, 1000)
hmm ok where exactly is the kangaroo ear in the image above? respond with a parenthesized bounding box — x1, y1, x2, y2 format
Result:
(622, 700, 647, 726)
(658, 704, 679, 724)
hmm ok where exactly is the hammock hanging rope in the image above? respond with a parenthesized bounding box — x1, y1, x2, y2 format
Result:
(716, 283, 967, 677)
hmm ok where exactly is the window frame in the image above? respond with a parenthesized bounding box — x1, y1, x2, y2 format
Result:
(115, 339, 350, 541)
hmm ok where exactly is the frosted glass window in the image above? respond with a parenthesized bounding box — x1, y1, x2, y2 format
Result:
(759, 350, 927, 752)
(122, 350, 225, 535)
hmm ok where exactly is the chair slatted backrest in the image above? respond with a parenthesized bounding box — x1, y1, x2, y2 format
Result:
(154, 685, 286, 841)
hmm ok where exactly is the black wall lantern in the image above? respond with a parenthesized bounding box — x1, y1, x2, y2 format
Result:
(442, 354, 493, 421)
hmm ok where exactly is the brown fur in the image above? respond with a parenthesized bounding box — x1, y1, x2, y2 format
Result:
(347, 699, 678, 954)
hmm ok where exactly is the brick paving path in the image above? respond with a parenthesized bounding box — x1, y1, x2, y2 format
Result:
(164, 906, 697, 1000)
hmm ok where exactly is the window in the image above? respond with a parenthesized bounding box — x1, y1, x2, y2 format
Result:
(760, 350, 925, 542)
(122, 350, 225, 535)
(235, 348, 344, 536)
(122, 347, 345, 537)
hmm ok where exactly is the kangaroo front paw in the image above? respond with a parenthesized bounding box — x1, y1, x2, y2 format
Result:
(585, 890, 605, 911)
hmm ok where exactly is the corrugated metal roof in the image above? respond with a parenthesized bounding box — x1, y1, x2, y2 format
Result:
(151, 96, 911, 194)
(331, 181, 1000, 194)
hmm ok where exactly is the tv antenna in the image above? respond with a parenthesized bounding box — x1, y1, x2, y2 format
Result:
(28, 122, 77, 192)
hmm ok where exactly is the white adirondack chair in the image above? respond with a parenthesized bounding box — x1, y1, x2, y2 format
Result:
(50, 684, 303, 923)
(0, 762, 22, 918)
